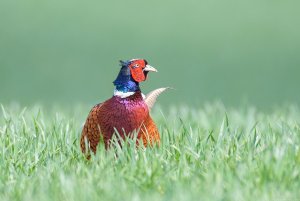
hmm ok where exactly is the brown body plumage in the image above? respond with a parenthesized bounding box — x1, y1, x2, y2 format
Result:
(80, 92, 160, 156)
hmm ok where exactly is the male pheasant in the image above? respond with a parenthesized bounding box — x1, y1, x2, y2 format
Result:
(80, 59, 168, 157)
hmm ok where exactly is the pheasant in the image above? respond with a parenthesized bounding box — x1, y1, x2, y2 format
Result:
(80, 59, 168, 157)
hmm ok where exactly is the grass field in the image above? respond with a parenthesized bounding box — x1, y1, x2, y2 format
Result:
(1, 103, 300, 201)
(1, 0, 299, 200)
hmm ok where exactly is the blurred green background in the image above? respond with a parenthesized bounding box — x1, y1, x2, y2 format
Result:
(0, 0, 299, 107)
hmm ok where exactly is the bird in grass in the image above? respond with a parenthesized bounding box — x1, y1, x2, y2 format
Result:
(80, 59, 169, 157)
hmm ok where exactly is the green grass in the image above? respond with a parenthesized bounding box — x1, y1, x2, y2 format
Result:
(1, 103, 300, 201)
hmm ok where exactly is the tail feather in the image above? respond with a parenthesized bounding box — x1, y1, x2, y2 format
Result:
(144, 87, 171, 110)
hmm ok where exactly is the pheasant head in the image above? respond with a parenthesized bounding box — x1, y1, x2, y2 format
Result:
(113, 59, 157, 95)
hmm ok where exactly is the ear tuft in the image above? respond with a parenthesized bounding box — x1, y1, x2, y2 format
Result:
(119, 60, 125, 66)
(119, 60, 131, 67)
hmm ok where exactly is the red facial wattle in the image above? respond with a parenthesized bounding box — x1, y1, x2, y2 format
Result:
(129, 59, 158, 83)
(129, 60, 147, 82)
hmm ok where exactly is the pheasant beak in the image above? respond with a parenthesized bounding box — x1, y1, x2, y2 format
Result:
(144, 65, 158, 72)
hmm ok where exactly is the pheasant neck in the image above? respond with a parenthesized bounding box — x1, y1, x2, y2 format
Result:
(113, 82, 140, 98)
(114, 80, 140, 92)
(113, 65, 141, 98)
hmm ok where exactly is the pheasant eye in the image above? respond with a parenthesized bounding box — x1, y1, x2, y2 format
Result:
(132, 64, 139, 69)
